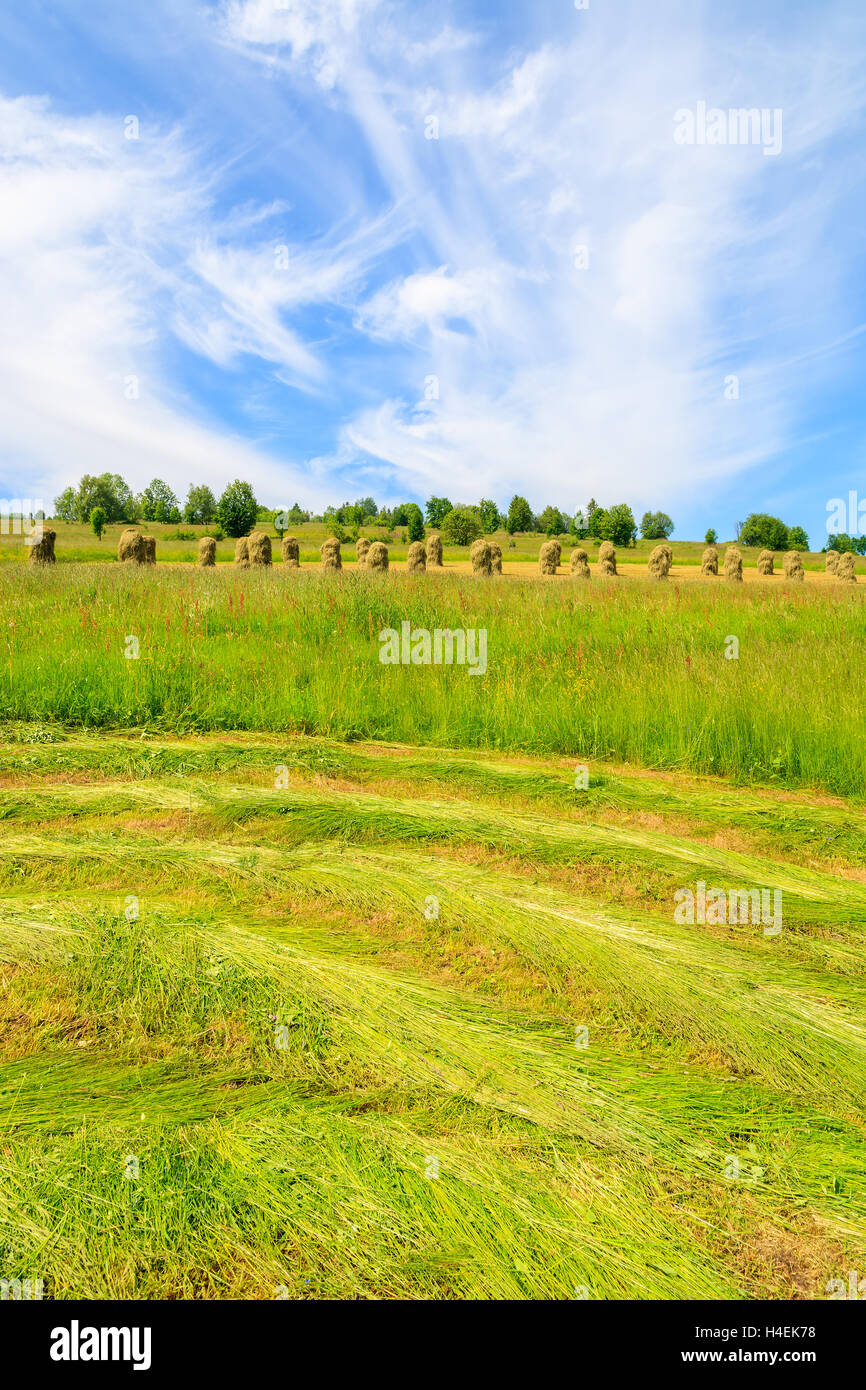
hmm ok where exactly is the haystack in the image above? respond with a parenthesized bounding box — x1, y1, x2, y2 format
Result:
(198, 537, 216, 567)
(470, 538, 493, 576)
(234, 537, 250, 568)
(570, 547, 590, 578)
(783, 550, 804, 581)
(281, 536, 300, 568)
(143, 537, 156, 566)
(723, 546, 743, 581)
(356, 537, 371, 567)
(826, 550, 839, 575)
(406, 541, 426, 573)
(701, 546, 718, 576)
(248, 531, 272, 567)
(598, 541, 617, 576)
(366, 541, 388, 572)
(321, 537, 342, 572)
(756, 549, 774, 576)
(118, 529, 146, 565)
(426, 533, 443, 568)
(28, 528, 56, 565)
(538, 539, 561, 575)
(836, 551, 857, 583)
(648, 544, 670, 579)
(489, 542, 502, 574)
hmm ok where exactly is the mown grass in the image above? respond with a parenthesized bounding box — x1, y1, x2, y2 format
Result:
(2, 564, 865, 794)
(1, 732, 865, 1299)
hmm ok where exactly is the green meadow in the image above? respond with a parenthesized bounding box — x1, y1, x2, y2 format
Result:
(2, 564, 865, 1299)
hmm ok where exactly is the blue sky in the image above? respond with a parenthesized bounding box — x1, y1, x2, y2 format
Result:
(1, 0, 865, 543)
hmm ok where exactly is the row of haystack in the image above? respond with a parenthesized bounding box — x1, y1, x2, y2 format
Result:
(118, 530, 157, 565)
(826, 549, 858, 582)
(537, 540, 616, 578)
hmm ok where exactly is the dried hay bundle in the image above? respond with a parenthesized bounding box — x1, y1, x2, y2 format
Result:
(234, 538, 250, 568)
(366, 541, 388, 571)
(756, 549, 774, 576)
(281, 536, 300, 567)
(598, 541, 617, 576)
(118, 529, 146, 565)
(783, 550, 804, 581)
(826, 550, 839, 574)
(570, 547, 590, 578)
(489, 542, 502, 574)
(321, 537, 342, 571)
(426, 533, 443, 567)
(701, 546, 718, 576)
(406, 541, 426, 573)
(198, 537, 216, 567)
(248, 531, 272, 567)
(647, 544, 670, 579)
(143, 537, 156, 565)
(723, 546, 743, 581)
(836, 551, 857, 583)
(470, 538, 493, 576)
(28, 528, 56, 565)
(538, 539, 561, 575)
(356, 537, 371, 567)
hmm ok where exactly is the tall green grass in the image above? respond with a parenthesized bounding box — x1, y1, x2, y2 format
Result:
(4, 565, 866, 793)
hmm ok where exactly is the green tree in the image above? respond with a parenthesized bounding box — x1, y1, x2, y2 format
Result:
(704, 528, 718, 545)
(287, 502, 308, 525)
(640, 510, 674, 540)
(406, 504, 425, 543)
(217, 480, 258, 538)
(787, 525, 810, 551)
(739, 513, 790, 550)
(425, 496, 453, 527)
(538, 505, 565, 537)
(570, 509, 588, 539)
(74, 473, 135, 523)
(183, 485, 217, 525)
(478, 498, 502, 534)
(587, 506, 609, 539)
(391, 504, 409, 527)
(90, 506, 106, 540)
(139, 480, 181, 524)
(442, 505, 483, 546)
(54, 487, 77, 522)
(506, 495, 533, 534)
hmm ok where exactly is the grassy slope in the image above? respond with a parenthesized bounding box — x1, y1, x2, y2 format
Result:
(1, 731, 865, 1299)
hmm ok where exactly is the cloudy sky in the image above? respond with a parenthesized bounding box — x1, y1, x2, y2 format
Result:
(1, 0, 865, 541)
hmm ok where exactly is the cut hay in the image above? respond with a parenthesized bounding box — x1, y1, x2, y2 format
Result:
(700, 546, 718, 577)
(426, 533, 443, 568)
(117, 529, 146, 565)
(197, 537, 216, 567)
(28, 528, 56, 565)
(234, 538, 250, 569)
(538, 539, 561, 575)
(281, 536, 300, 568)
(143, 537, 156, 566)
(756, 550, 774, 576)
(723, 546, 743, 582)
(470, 538, 493, 576)
(489, 542, 502, 574)
(826, 550, 839, 575)
(647, 544, 670, 580)
(366, 541, 388, 572)
(570, 547, 590, 579)
(406, 541, 426, 573)
(598, 541, 617, 576)
(248, 531, 272, 567)
(836, 551, 857, 583)
(783, 550, 804, 581)
(321, 537, 342, 572)
(356, 538, 371, 567)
